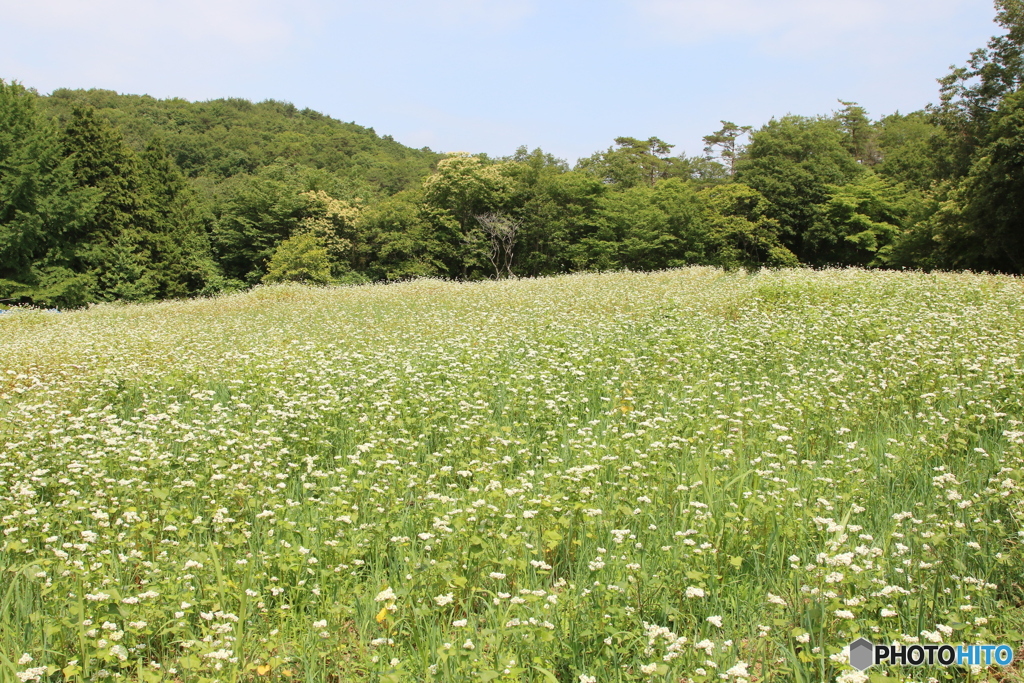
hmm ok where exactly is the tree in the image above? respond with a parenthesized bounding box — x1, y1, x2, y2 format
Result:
(508, 169, 607, 276)
(262, 232, 332, 285)
(357, 189, 449, 281)
(672, 155, 731, 186)
(698, 183, 799, 270)
(575, 137, 677, 187)
(957, 88, 1024, 272)
(736, 115, 863, 264)
(139, 138, 218, 297)
(60, 105, 160, 302)
(702, 121, 752, 174)
(875, 112, 950, 190)
(296, 190, 361, 275)
(834, 101, 881, 166)
(212, 164, 311, 283)
(811, 172, 910, 266)
(935, 0, 1024, 174)
(590, 178, 706, 271)
(0, 80, 98, 306)
(421, 153, 514, 279)
(475, 212, 520, 278)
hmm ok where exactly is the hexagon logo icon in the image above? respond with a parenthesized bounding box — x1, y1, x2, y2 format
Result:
(849, 638, 875, 671)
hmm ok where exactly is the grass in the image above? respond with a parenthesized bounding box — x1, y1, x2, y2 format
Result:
(0, 267, 1022, 683)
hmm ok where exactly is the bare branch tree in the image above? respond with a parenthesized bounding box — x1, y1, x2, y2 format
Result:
(475, 212, 520, 278)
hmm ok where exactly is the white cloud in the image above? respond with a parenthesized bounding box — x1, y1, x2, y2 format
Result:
(631, 0, 984, 53)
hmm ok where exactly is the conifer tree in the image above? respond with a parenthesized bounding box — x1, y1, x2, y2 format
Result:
(61, 106, 158, 301)
(140, 139, 217, 297)
(0, 80, 97, 307)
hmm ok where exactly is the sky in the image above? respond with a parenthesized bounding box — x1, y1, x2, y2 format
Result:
(0, 0, 1002, 164)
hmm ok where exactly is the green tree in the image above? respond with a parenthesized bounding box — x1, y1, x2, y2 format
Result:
(211, 164, 313, 283)
(60, 105, 160, 302)
(575, 137, 677, 187)
(262, 232, 332, 285)
(811, 172, 910, 266)
(702, 121, 752, 175)
(357, 189, 449, 281)
(139, 139, 218, 297)
(834, 101, 881, 165)
(698, 183, 798, 270)
(296, 189, 363, 276)
(510, 169, 607, 276)
(875, 112, 950, 190)
(421, 153, 514, 278)
(589, 178, 706, 271)
(736, 115, 863, 264)
(0, 80, 98, 306)
(957, 88, 1024, 272)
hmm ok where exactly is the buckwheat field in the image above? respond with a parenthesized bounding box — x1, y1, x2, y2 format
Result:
(1, 268, 1023, 683)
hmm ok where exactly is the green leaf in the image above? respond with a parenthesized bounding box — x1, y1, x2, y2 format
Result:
(533, 665, 559, 683)
(179, 655, 201, 670)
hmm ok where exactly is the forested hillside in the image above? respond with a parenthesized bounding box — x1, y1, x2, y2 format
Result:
(2, 0, 1023, 308)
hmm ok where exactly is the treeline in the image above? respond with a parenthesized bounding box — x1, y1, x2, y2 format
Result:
(2, 1, 1023, 308)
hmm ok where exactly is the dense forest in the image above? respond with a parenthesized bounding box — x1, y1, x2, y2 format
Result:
(2, 0, 1023, 308)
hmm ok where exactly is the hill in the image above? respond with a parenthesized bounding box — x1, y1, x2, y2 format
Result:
(39, 88, 441, 196)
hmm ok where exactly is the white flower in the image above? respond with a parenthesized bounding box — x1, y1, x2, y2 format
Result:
(375, 587, 396, 602)
(17, 654, 32, 665)
(694, 639, 715, 654)
(685, 586, 705, 598)
(434, 593, 454, 606)
(16, 667, 47, 682)
(880, 608, 897, 618)
(767, 593, 786, 605)
(462, 639, 475, 650)
(489, 572, 507, 580)
(725, 660, 749, 678)
(312, 620, 327, 629)
(452, 619, 468, 627)
(707, 615, 723, 628)
(640, 662, 658, 675)
(580, 676, 597, 683)
(834, 609, 855, 619)
(836, 670, 869, 683)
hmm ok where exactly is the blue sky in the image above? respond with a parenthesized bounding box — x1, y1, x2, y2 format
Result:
(0, 0, 1001, 164)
